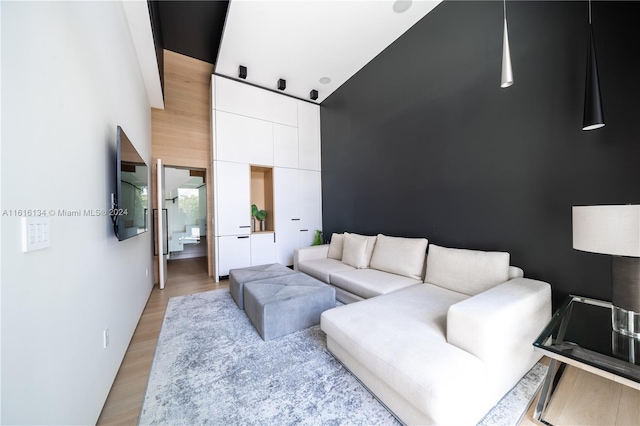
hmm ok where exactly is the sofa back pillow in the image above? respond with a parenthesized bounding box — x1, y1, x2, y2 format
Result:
(369, 234, 428, 280)
(350, 233, 377, 266)
(425, 244, 510, 296)
(327, 233, 345, 260)
(342, 233, 370, 268)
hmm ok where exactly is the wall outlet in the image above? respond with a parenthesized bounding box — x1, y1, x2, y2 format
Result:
(146, 268, 149, 277)
(103, 328, 109, 349)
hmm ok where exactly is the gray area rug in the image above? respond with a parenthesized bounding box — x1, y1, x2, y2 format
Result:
(139, 289, 547, 425)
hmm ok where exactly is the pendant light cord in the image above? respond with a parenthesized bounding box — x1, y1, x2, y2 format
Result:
(589, 0, 592, 24)
(503, 0, 507, 20)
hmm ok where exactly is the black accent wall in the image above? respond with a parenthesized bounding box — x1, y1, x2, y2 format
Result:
(320, 1, 640, 308)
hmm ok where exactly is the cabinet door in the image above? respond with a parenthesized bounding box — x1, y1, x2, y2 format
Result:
(217, 235, 251, 276)
(273, 124, 298, 169)
(274, 167, 300, 225)
(214, 76, 271, 121)
(215, 161, 250, 236)
(275, 225, 299, 266)
(274, 167, 300, 266)
(299, 170, 322, 248)
(267, 90, 297, 127)
(298, 102, 321, 171)
(251, 233, 276, 266)
(216, 111, 273, 165)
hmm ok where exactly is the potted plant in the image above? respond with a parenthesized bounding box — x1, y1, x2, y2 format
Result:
(256, 209, 267, 231)
(313, 230, 323, 245)
(251, 204, 259, 232)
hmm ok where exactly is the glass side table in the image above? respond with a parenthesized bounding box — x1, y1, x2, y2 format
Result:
(533, 295, 640, 423)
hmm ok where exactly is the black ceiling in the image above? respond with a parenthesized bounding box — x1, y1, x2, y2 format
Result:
(155, 1, 229, 65)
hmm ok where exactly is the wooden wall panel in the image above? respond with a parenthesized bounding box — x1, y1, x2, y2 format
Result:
(151, 50, 214, 281)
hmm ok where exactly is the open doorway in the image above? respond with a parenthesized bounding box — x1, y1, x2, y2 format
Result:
(164, 167, 207, 261)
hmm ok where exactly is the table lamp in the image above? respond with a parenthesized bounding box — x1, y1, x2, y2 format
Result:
(573, 205, 640, 338)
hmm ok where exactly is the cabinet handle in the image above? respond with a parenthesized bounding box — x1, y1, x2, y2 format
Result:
(300, 229, 308, 232)
(239, 225, 250, 228)
(237, 236, 249, 239)
(291, 218, 300, 221)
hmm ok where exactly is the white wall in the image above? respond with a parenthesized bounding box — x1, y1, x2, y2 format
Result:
(1, 2, 154, 424)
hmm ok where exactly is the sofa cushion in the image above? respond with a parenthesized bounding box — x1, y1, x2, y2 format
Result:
(425, 244, 510, 296)
(329, 268, 421, 299)
(351, 233, 377, 266)
(321, 284, 485, 425)
(342, 234, 369, 268)
(327, 233, 345, 260)
(298, 258, 355, 284)
(369, 234, 428, 280)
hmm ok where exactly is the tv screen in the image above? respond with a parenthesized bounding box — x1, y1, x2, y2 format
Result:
(114, 126, 148, 241)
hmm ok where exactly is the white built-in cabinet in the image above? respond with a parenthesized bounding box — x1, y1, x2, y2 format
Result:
(250, 233, 277, 267)
(214, 161, 251, 236)
(274, 168, 322, 266)
(217, 235, 251, 276)
(211, 76, 322, 280)
(298, 101, 321, 171)
(273, 124, 298, 168)
(215, 111, 273, 165)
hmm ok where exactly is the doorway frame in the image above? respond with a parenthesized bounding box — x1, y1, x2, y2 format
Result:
(152, 161, 214, 285)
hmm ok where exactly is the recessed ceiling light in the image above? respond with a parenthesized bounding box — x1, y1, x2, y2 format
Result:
(392, 0, 412, 14)
(319, 77, 331, 84)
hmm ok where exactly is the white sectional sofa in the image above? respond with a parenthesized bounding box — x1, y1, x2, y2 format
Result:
(294, 233, 552, 425)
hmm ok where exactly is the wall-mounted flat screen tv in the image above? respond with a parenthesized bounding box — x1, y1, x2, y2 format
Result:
(114, 126, 148, 241)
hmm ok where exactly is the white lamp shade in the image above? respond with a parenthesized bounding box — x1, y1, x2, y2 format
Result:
(501, 19, 513, 88)
(572, 205, 640, 257)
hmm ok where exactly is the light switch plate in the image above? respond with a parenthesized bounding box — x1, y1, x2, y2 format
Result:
(22, 217, 51, 252)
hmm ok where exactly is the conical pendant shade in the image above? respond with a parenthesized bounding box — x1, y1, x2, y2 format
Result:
(583, 24, 605, 130)
(501, 19, 513, 88)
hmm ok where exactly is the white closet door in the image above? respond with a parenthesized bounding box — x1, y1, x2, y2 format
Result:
(273, 124, 298, 168)
(274, 167, 300, 266)
(216, 161, 250, 236)
(216, 111, 273, 165)
(217, 235, 251, 276)
(251, 233, 276, 266)
(274, 167, 300, 226)
(298, 101, 321, 171)
(299, 170, 322, 247)
(214, 76, 271, 121)
(267, 90, 297, 126)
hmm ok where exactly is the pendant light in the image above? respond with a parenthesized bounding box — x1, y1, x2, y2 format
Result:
(582, 0, 605, 130)
(500, 0, 513, 88)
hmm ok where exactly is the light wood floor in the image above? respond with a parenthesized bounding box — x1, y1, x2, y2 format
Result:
(97, 257, 227, 425)
(97, 262, 638, 425)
